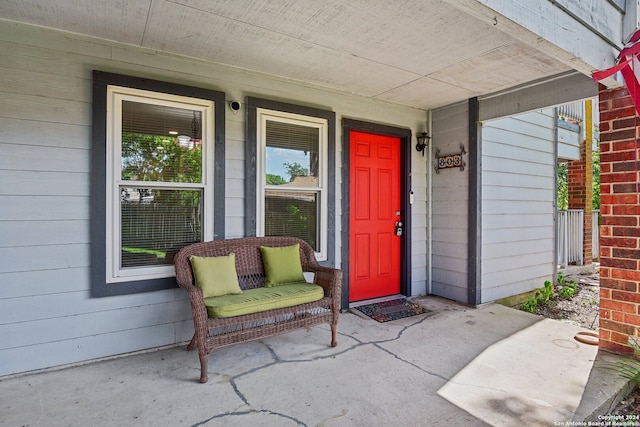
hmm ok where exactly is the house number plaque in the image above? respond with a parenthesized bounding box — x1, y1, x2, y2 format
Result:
(435, 144, 466, 173)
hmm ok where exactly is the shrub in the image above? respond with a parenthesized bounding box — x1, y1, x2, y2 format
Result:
(557, 272, 577, 300)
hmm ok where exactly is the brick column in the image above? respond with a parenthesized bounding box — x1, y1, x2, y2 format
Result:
(567, 104, 593, 265)
(598, 84, 640, 354)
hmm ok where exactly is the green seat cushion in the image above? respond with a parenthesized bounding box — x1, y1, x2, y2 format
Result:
(189, 254, 243, 298)
(204, 282, 324, 318)
(260, 244, 305, 287)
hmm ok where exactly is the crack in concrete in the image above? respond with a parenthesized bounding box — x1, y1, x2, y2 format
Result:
(264, 342, 281, 361)
(191, 409, 307, 426)
(203, 311, 443, 425)
(369, 314, 450, 381)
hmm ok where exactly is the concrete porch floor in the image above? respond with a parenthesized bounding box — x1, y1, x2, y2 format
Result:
(0, 297, 633, 426)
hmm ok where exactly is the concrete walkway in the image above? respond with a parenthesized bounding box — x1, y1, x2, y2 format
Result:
(0, 298, 632, 426)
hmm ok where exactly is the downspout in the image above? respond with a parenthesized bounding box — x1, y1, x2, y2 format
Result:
(553, 107, 559, 282)
(584, 99, 593, 265)
(427, 109, 433, 295)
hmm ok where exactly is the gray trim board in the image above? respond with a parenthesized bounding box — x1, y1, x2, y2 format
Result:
(557, 120, 580, 133)
(479, 71, 597, 122)
(91, 71, 226, 297)
(245, 97, 336, 268)
(609, 0, 625, 12)
(468, 97, 481, 305)
(341, 119, 412, 310)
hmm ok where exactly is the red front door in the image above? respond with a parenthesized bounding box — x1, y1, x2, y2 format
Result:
(349, 131, 401, 302)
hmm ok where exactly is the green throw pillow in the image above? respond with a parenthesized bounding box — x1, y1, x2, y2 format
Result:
(260, 244, 306, 287)
(189, 254, 243, 298)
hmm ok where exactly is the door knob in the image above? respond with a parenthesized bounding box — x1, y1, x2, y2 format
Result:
(395, 221, 403, 236)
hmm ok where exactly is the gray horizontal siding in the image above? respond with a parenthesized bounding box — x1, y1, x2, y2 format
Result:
(483, 172, 554, 189)
(0, 93, 90, 126)
(482, 268, 553, 302)
(480, 110, 555, 302)
(0, 141, 90, 172)
(2, 268, 89, 298)
(0, 323, 188, 376)
(0, 117, 91, 149)
(0, 220, 90, 246)
(0, 196, 88, 220)
(1, 286, 184, 325)
(0, 171, 89, 196)
(3, 299, 191, 350)
(0, 244, 90, 275)
(483, 250, 553, 273)
(482, 186, 554, 201)
(482, 226, 551, 244)
(483, 213, 554, 229)
(430, 101, 469, 302)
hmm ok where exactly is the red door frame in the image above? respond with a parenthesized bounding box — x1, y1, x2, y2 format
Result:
(341, 119, 412, 309)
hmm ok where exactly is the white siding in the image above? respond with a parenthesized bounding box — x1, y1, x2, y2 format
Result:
(0, 20, 427, 375)
(557, 125, 581, 161)
(480, 110, 555, 302)
(430, 102, 469, 302)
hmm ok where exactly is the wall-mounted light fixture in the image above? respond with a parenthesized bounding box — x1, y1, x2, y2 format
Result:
(416, 132, 431, 156)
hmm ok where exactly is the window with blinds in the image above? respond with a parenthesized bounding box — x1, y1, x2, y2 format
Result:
(257, 111, 328, 260)
(106, 86, 214, 282)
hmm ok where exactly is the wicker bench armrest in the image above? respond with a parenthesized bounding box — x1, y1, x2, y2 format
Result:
(311, 266, 342, 297)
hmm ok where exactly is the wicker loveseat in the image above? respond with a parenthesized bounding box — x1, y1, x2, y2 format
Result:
(174, 236, 342, 383)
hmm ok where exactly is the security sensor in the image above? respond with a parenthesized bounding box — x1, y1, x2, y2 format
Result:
(229, 101, 241, 113)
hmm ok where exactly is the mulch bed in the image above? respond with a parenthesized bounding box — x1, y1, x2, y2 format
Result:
(611, 388, 640, 416)
(534, 273, 600, 330)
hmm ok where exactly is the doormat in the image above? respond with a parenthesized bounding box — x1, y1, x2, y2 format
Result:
(353, 298, 430, 323)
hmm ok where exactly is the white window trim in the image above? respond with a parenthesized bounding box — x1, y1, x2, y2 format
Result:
(256, 108, 329, 261)
(105, 85, 215, 283)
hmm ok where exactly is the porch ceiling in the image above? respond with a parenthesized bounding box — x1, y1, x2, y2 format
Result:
(0, 0, 574, 110)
